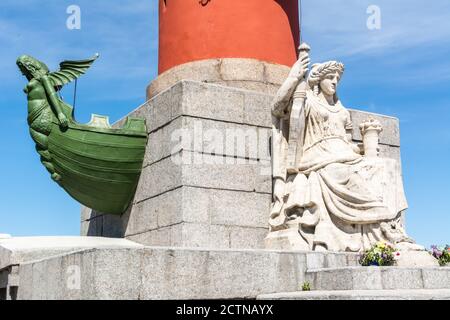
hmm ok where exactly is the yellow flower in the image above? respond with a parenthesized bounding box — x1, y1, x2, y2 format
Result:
(377, 242, 386, 249)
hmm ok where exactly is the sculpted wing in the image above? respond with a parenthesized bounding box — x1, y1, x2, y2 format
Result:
(49, 54, 99, 89)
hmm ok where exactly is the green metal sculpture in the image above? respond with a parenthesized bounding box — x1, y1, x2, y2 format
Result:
(17, 54, 148, 215)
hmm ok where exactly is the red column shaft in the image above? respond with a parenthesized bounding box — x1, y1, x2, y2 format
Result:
(158, 0, 300, 74)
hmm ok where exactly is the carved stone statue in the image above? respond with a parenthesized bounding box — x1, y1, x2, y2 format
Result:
(266, 44, 424, 253)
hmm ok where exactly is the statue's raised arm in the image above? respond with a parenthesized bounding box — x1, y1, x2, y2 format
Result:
(267, 47, 430, 259)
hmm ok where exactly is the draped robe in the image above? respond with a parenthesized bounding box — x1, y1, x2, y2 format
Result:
(270, 90, 408, 252)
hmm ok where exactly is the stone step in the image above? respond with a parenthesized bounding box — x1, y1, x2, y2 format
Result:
(258, 289, 450, 300)
(305, 267, 450, 291)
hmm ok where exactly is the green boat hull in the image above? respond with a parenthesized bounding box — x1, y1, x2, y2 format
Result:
(48, 105, 147, 215)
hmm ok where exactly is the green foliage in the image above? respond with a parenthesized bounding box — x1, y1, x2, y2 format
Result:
(430, 245, 450, 266)
(301, 282, 311, 291)
(359, 242, 397, 266)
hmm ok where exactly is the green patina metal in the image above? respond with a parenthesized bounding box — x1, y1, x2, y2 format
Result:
(17, 54, 148, 215)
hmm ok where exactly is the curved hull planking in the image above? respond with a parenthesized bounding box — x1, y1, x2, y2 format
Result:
(48, 116, 147, 215)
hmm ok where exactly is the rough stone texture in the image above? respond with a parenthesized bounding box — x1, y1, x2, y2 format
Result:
(258, 289, 450, 300)
(81, 81, 403, 250)
(14, 247, 358, 300)
(0, 236, 143, 271)
(395, 250, 440, 267)
(127, 224, 269, 250)
(146, 59, 290, 99)
(306, 266, 450, 291)
(349, 109, 400, 147)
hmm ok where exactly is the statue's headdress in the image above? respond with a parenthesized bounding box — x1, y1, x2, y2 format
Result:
(308, 61, 344, 89)
(307, 61, 345, 101)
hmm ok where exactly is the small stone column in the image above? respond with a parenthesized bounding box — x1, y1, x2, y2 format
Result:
(359, 118, 383, 158)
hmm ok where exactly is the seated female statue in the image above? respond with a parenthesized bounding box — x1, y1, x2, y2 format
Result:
(268, 50, 420, 252)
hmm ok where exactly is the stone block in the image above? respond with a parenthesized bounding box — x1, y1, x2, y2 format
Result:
(139, 248, 302, 299)
(243, 92, 274, 127)
(134, 158, 182, 202)
(147, 59, 222, 99)
(126, 186, 270, 248)
(219, 59, 265, 82)
(126, 222, 267, 250)
(308, 268, 354, 291)
(264, 63, 290, 85)
(258, 289, 450, 300)
(14, 247, 366, 300)
(146, 59, 290, 99)
(223, 80, 276, 95)
(381, 268, 424, 290)
(351, 268, 383, 290)
(349, 109, 400, 146)
(182, 153, 271, 193)
(422, 268, 450, 289)
(0, 270, 8, 288)
(146, 116, 271, 166)
(136, 151, 271, 202)
(306, 267, 448, 291)
(208, 189, 270, 228)
(177, 81, 246, 124)
(378, 144, 401, 162)
(229, 227, 267, 249)
(83, 216, 103, 237)
(127, 225, 183, 248)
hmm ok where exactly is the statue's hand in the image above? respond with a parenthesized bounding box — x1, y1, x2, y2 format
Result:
(288, 53, 310, 80)
(58, 113, 69, 128)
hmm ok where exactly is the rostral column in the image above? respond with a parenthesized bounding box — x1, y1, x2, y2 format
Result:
(148, 0, 300, 99)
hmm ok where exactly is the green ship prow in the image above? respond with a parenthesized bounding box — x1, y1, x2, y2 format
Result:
(49, 105, 147, 215)
(18, 54, 148, 215)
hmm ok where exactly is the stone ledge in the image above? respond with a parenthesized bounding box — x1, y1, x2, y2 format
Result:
(258, 289, 450, 300)
(0, 237, 143, 271)
(15, 247, 359, 300)
(146, 58, 290, 99)
(306, 266, 450, 291)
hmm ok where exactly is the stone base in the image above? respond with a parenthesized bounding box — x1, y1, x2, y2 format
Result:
(146, 58, 291, 99)
(1, 239, 359, 300)
(2, 236, 447, 300)
(82, 80, 404, 251)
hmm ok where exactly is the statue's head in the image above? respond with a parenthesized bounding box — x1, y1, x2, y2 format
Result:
(308, 61, 345, 101)
(16, 55, 50, 80)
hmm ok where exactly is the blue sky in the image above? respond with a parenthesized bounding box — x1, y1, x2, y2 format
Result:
(0, 0, 448, 247)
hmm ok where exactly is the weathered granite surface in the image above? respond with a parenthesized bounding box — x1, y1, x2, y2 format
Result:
(306, 266, 450, 291)
(13, 247, 358, 300)
(81, 81, 404, 250)
(258, 289, 450, 300)
(0, 236, 143, 270)
(146, 58, 291, 99)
